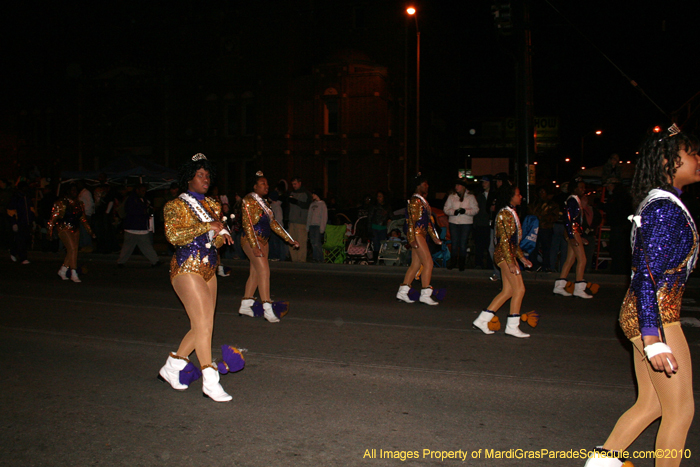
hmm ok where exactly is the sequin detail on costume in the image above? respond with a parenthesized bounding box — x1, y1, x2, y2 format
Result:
(493, 207, 525, 266)
(47, 198, 92, 236)
(240, 193, 294, 249)
(619, 191, 698, 339)
(164, 197, 222, 282)
(404, 195, 440, 245)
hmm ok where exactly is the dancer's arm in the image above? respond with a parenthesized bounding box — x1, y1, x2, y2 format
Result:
(405, 198, 421, 248)
(241, 196, 263, 253)
(633, 200, 686, 374)
(164, 199, 211, 246)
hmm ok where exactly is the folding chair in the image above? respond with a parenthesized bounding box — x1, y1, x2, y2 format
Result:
(323, 224, 347, 264)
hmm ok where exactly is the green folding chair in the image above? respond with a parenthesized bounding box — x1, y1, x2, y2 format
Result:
(323, 224, 347, 264)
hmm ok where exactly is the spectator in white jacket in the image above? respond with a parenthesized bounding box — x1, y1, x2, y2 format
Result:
(306, 192, 328, 263)
(443, 179, 479, 271)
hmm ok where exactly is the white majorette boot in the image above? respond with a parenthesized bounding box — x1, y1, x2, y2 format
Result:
(201, 365, 232, 402)
(473, 310, 496, 335)
(263, 302, 280, 323)
(505, 314, 530, 338)
(158, 352, 190, 390)
(573, 281, 593, 299)
(419, 287, 439, 306)
(70, 269, 81, 283)
(583, 447, 626, 466)
(396, 284, 415, 303)
(553, 279, 571, 296)
(58, 265, 69, 280)
(239, 298, 255, 317)
(217, 265, 230, 277)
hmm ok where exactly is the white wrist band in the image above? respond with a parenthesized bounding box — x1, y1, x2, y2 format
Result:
(644, 342, 672, 359)
(219, 229, 230, 237)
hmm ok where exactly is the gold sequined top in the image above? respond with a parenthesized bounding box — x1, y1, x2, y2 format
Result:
(164, 197, 225, 282)
(405, 196, 440, 245)
(47, 198, 93, 237)
(493, 207, 525, 266)
(240, 194, 294, 250)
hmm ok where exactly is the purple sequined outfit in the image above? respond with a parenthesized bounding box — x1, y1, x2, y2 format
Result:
(619, 192, 698, 340)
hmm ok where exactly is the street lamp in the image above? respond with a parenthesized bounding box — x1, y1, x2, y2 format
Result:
(581, 129, 603, 167)
(406, 6, 420, 174)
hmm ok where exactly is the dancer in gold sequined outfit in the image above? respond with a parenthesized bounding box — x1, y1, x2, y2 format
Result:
(472, 185, 532, 338)
(583, 127, 699, 467)
(47, 183, 95, 283)
(238, 171, 299, 322)
(396, 174, 442, 305)
(158, 154, 235, 402)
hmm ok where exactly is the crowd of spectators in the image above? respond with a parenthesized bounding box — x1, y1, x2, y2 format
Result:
(1, 161, 653, 275)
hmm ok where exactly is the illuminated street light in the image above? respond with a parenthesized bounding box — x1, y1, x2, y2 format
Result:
(565, 158, 570, 162)
(653, 126, 662, 133)
(405, 6, 420, 175)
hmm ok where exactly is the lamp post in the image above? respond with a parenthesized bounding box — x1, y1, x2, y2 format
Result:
(581, 129, 603, 167)
(407, 7, 420, 174)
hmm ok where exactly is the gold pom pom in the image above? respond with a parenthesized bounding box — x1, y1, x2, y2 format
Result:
(564, 281, 575, 295)
(487, 316, 501, 332)
(521, 310, 539, 328)
(587, 282, 600, 294)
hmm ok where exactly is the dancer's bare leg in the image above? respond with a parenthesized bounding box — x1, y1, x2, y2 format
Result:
(242, 242, 271, 301)
(486, 261, 514, 312)
(172, 274, 217, 365)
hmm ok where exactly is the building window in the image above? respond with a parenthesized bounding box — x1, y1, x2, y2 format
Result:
(323, 88, 339, 135)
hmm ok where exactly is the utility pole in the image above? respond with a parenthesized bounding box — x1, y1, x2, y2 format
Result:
(515, 0, 535, 202)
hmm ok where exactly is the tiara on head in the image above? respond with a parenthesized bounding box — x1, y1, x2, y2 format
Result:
(192, 153, 207, 161)
(255, 170, 264, 177)
(668, 123, 681, 137)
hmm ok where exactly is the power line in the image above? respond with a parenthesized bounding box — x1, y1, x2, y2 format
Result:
(543, 0, 669, 118)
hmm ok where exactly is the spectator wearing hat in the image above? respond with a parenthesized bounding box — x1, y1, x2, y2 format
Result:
(443, 179, 478, 271)
(473, 175, 496, 270)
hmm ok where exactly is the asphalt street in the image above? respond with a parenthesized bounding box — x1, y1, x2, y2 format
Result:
(1, 253, 699, 466)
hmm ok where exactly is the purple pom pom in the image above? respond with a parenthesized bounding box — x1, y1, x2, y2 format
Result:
(251, 300, 289, 319)
(271, 301, 289, 318)
(432, 288, 447, 301)
(250, 300, 265, 318)
(406, 288, 446, 301)
(179, 362, 202, 385)
(218, 345, 245, 374)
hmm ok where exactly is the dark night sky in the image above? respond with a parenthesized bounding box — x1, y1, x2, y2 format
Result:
(3, 1, 699, 169)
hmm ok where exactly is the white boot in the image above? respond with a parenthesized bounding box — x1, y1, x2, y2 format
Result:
(396, 285, 415, 303)
(239, 298, 255, 317)
(553, 279, 571, 296)
(58, 265, 69, 280)
(158, 352, 190, 391)
(70, 269, 81, 283)
(573, 281, 593, 299)
(583, 448, 624, 466)
(217, 265, 230, 277)
(505, 315, 530, 338)
(202, 366, 232, 402)
(263, 302, 280, 323)
(473, 310, 496, 335)
(419, 287, 439, 306)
